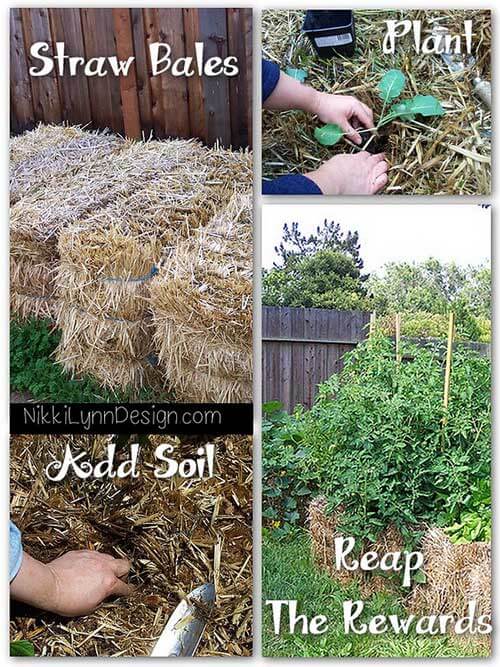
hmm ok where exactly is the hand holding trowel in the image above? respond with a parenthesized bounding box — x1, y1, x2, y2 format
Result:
(150, 583, 215, 657)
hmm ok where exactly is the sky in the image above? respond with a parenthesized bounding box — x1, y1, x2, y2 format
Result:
(261, 204, 491, 274)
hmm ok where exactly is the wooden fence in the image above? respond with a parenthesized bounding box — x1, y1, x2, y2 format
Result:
(262, 306, 490, 412)
(262, 306, 371, 412)
(10, 7, 252, 147)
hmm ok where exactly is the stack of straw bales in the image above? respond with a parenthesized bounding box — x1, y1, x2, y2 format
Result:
(10, 125, 125, 320)
(10, 125, 253, 399)
(151, 192, 253, 402)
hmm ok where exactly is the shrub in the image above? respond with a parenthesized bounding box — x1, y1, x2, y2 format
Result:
(10, 318, 159, 402)
(262, 335, 491, 544)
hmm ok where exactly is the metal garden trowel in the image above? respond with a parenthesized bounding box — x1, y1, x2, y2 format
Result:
(150, 583, 215, 657)
(432, 26, 491, 109)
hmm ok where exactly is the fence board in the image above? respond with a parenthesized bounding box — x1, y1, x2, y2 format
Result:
(130, 8, 153, 136)
(262, 306, 370, 412)
(112, 9, 141, 139)
(49, 8, 92, 125)
(81, 8, 124, 134)
(197, 9, 232, 147)
(10, 9, 35, 133)
(10, 8, 251, 147)
(21, 8, 61, 124)
(156, 9, 190, 138)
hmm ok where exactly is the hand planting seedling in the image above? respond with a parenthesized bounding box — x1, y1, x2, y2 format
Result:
(314, 69, 444, 152)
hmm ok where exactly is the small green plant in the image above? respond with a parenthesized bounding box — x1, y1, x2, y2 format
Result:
(10, 318, 162, 402)
(314, 68, 444, 147)
(10, 640, 35, 656)
(440, 479, 491, 544)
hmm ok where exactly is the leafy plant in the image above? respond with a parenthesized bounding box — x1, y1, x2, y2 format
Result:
(285, 66, 308, 82)
(441, 479, 491, 544)
(262, 402, 320, 539)
(314, 123, 343, 147)
(314, 69, 444, 147)
(378, 69, 406, 101)
(10, 318, 163, 402)
(262, 335, 491, 544)
(10, 640, 35, 656)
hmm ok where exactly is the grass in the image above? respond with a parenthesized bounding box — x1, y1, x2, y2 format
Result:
(10, 317, 168, 402)
(262, 534, 489, 657)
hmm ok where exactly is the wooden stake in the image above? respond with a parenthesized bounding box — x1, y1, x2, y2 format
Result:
(395, 312, 401, 363)
(369, 311, 376, 337)
(443, 311, 455, 410)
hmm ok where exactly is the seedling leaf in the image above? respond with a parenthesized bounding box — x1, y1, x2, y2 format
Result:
(406, 94, 445, 117)
(378, 69, 406, 101)
(285, 67, 308, 83)
(314, 123, 343, 146)
(10, 641, 35, 657)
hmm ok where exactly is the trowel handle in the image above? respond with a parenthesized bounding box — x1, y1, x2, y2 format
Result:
(473, 78, 491, 109)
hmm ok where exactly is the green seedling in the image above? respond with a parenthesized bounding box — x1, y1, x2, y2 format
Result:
(314, 68, 444, 147)
(285, 66, 308, 82)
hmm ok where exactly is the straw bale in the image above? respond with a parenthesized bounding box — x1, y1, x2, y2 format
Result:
(10, 292, 59, 322)
(10, 127, 253, 396)
(262, 9, 491, 195)
(10, 433, 252, 656)
(172, 367, 252, 403)
(408, 527, 491, 622)
(151, 193, 252, 401)
(57, 346, 152, 392)
(10, 126, 124, 204)
(308, 496, 406, 595)
(9, 124, 104, 171)
(10, 256, 57, 321)
(10, 136, 208, 249)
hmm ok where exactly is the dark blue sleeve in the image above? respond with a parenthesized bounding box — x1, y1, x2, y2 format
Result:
(262, 174, 322, 195)
(262, 59, 281, 102)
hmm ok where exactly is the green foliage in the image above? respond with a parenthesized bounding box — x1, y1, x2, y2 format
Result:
(10, 318, 160, 402)
(262, 536, 488, 658)
(314, 69, 443, 145)
(285, 67, 308, 82)
(262, 335, 491, 544)
(378, 69, 406, 101)
(441, 479, 491, 544)
(383, 95, 444, 124)
(377, 311, 490, 343)
(275, 219, 364, 270)
(263, 250, 370, 310)
(262, 402, 320, 539)
(10, 641, 35, 656)
(314, 123, 343, 146)
(368, 259, 491, 342)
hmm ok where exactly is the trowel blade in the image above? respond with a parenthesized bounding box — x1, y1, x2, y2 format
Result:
(150, 583, 215, 657)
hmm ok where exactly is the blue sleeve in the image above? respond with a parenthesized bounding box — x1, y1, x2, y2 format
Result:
(10, 521, 23, 582)
(262, 59, 281, 102)
(262, 174, 323, 195)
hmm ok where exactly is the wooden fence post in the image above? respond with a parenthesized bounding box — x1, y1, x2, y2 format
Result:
(395, 312, 401, 363)
(369, 311, 376, 337)
(443, 311, 455, 410)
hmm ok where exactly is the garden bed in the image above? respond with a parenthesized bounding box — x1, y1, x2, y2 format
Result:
(262, 9, 491, 195)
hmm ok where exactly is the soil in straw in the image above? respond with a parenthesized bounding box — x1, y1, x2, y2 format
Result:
(10, 434, 252, 656)
(262, 9, 491, 195)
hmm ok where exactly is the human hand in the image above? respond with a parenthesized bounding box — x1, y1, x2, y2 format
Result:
(11, 550, 133, 617)
(306, 152, 388, 195)
(313, 92, 374, 145)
